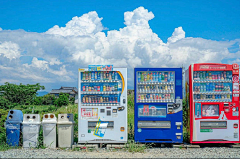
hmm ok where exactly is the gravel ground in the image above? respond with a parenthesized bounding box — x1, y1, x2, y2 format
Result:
(1, 147, 240, 158)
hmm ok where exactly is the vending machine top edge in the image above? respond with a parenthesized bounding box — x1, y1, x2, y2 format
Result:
(134, 67, 183, 143)
(185, 63, 240, 144)
(78, 65, 127, 143)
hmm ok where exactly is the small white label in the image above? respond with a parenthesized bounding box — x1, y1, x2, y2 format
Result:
(175, 122, 182, 125)
(233, 94, 239, 97)
(176, 133, 182, 135)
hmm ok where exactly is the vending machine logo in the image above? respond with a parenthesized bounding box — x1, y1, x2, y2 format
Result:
(232, 75, 239, 83)
(199, 65, 227, 70)
(233, 63, 239, 69)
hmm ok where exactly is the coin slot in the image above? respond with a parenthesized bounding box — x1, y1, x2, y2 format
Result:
(107, 110, 111, 116)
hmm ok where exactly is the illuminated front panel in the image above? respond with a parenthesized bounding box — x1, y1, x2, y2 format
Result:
(202, 105, 219, 117)
(138, 105, 166, 118)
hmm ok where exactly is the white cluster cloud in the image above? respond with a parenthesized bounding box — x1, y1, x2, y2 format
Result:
(0, 7, 239, 90)
(0, 41, 21, 60)
(46, 11, 104, 36)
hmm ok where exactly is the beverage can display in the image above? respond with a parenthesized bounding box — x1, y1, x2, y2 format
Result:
(159, 72, 161, 82)
(106, 72, 109, 80)
(98, 72, 101, 80)
(109, 72, 112, 80)
(82, 72, 86, 80)
(95, 72, 97, 80)
(91, 72, 94, 80)
(97, 86, 100, 92)
(82, 97, 85, 103)
(138, 72, 141, 82)
(86, 86, 89, 91)
(85, 72, 88, 80)
(88, 72, 91, 80)
(83, 86, 85, 91)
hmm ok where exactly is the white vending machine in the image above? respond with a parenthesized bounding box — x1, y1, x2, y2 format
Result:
(78, 65, 127, 143)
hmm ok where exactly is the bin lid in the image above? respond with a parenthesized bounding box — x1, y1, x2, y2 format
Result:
(6, 110, 23, 122)
(22, 114, 41, 124)
(42, 113, 57, 123)
(57, 114, 75, 124)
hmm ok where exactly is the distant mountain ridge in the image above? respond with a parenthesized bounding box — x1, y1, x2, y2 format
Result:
(37, 91, 49, 96)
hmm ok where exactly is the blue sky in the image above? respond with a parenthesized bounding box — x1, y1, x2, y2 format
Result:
(1, 0, 239, 42)
(0, 0, 240, 91)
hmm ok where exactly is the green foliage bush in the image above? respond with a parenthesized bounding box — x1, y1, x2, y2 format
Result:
(0, 82, 45, 105)
(70, 97, 75, 105)
(42, 94, 56, 105)
(0, 96, 12, 109)
(33, 97, 43, 105)
(54, 93, 69, 107)
(0, 109, 9, 151)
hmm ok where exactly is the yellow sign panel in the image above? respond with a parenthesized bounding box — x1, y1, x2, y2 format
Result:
(78, 68, 85, 72)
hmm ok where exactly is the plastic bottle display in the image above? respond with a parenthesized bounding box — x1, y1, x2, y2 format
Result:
(193, 71, 232, 81)
(82, 84, 118, 92)
(137, 93, 174, 101)
(193, 71, 232, 102)
(137, 71, 175, 83)
(82, 71, 119, 81)
(81, 71, 121, 105)
(82, 95, 119, 105)
(137, 71, 175, 102)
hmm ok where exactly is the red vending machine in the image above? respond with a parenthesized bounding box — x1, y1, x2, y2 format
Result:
(185, 63, 240, 144)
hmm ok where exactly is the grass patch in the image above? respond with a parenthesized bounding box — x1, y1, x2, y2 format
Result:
(125, 140, 147, 153)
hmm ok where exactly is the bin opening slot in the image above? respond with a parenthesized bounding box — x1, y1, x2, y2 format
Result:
(88, 121, 114, 129)
(138, 121, 171, 128)
(200, 121, 227, 129)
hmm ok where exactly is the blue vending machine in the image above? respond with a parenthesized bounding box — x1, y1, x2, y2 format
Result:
(134, 68, 183, 143)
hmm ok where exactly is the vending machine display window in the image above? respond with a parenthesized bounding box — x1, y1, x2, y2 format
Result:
(138, 105, 166, 118)
(136, 71, 175, 103)
(202, 105, 219, 117)
(193, 70, 233, 103)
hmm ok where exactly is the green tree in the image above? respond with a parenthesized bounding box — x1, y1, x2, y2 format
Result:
(54, 93, 69, 107)
(42, 94, 56, 105)
(33, 96, 43, 105)
(70, 97, 75, 105)
(0, 82, 45, 105)
(0, 96, 12, 109)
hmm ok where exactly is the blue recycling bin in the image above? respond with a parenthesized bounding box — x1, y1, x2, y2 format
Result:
(6, 110, 23, 146)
